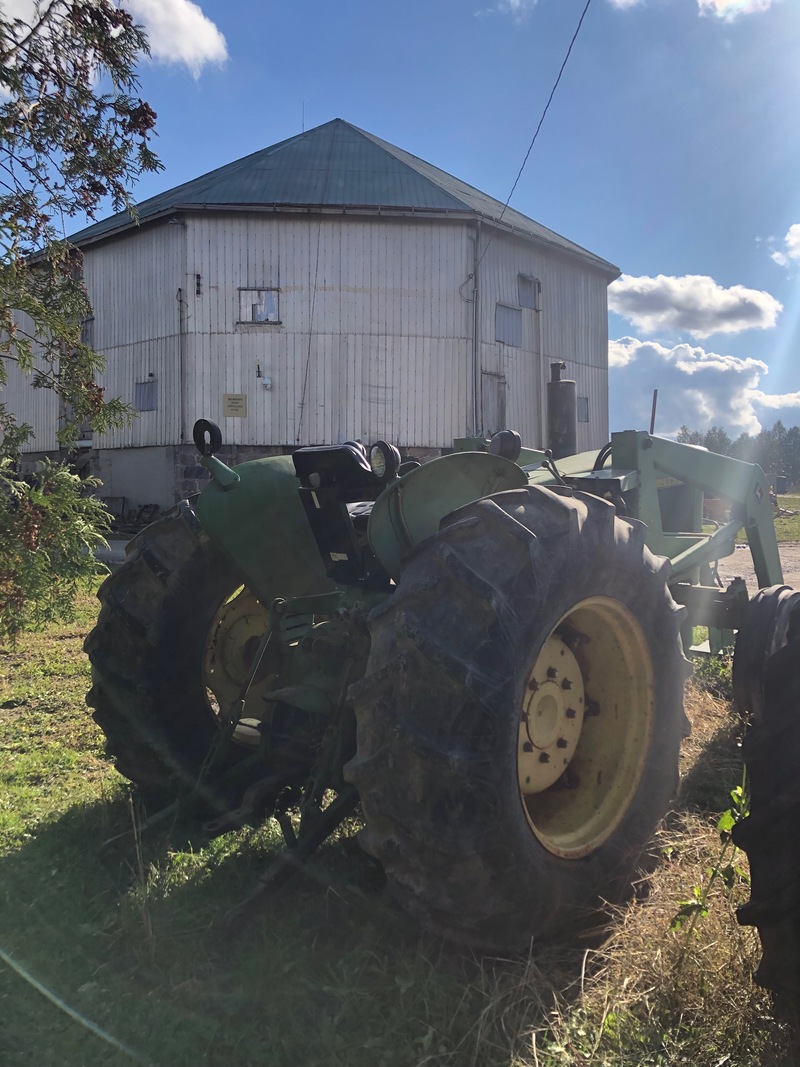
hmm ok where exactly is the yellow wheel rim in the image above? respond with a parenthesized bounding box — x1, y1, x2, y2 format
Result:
(518, 596, 654, 858)
(203, 586, 273, 721)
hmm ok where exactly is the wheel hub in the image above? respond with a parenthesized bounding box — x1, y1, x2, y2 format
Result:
(518, 635, 585, 793)
(517, 597, 655, 859)
(204, 587, 272, 719)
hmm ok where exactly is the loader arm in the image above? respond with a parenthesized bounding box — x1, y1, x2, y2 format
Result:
(608, 430, 782, 588)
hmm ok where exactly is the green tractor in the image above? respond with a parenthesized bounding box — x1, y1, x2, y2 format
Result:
(84, 413, 796, 980)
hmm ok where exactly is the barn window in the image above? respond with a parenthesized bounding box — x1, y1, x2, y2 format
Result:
(495, 303, 522, 347)
(80, 316, 95, 348)
(577, 396, 590, 423)
(518, 275, 541, 310)
(238, 288, 280, 324)
(135, 379, 158, 412)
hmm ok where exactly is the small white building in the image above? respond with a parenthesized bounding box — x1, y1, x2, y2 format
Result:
(7, 119, 619, 509)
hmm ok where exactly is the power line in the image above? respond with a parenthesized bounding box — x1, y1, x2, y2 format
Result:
(474, 0, 596, 274)
(498, 0, 595, 227)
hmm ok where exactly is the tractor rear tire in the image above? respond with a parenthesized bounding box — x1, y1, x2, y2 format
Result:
(346, 485, 690, 951)
(85, 501, 241, 796)
(733, 617, 800, 1009)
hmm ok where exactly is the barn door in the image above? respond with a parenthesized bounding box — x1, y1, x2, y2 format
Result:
(481, 372, 507, 438)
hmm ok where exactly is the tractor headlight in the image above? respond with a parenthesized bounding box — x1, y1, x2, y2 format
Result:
(369, 441, 401, 481)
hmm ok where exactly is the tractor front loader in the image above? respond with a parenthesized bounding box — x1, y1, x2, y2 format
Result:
(85, 418, 798, 982)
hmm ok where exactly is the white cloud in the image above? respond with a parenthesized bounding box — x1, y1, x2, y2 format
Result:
(608, 336, 646, 368)
(476, 0, 537, 20)
(771, 223, 800, 268)
(608, 0, 777, 15)
(697, 0, 777, 19)
(752, 389, 800, 410)
(0, 0, 227, 77)
(608, 336, 800, 437)
(0, 0, 39, 17)
(126, 0, 228, 77)
(608, 273, 782, 339)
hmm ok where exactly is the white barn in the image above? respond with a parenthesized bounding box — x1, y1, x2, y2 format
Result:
(7, 119, 619, 509)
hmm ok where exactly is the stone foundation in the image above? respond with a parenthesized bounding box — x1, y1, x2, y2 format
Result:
(174, 443, 284, 501)
(16, 440, 447, 514)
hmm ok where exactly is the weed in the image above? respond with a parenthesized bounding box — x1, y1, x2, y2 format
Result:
(692, 652, 734, 701)
(670, 780, 749, 969)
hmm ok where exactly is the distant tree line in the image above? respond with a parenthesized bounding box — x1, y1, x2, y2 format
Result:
(676, 420, 800, 489)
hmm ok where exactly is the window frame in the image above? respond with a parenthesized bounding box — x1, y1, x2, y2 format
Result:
(495, 302, 523, 348)
(517, 274, 541, 311)
(134, 378, 159, 413)
(237, 286, 281, 325)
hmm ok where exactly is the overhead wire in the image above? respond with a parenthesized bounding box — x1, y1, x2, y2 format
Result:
(471, 0, 596, 278)
(300, 2, 597, 437)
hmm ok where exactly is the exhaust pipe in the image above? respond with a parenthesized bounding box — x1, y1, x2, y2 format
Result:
(547, 361, 577, 459)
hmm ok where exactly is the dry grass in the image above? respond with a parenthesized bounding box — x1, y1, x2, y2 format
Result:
(496, 683, 799, 1066)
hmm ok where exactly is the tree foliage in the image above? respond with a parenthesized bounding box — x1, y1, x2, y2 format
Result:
(679, 419, 800, 489)
(0, 0, 161, 639)
(0, 457, 110, 640)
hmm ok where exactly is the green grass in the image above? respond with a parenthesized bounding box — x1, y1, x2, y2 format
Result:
(774, 492, 800, 541)
(691, 650, 735, 702)
(0, 592, 796, 1066)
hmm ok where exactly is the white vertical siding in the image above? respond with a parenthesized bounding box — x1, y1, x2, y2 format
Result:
(4, 219, 184, 452)
(86, 222, 184, 448)
(6, 209, 612, 458)
(1, 313, 61, 450)
(184, 213, 473, 448)
(477, 228, 610, 451)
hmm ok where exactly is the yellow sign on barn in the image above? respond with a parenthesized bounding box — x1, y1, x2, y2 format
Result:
(222, 394, 248, 418)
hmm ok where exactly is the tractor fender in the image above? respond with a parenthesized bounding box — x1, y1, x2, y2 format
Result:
(368, 451, 528, 581)
(195, 454, 334, 603)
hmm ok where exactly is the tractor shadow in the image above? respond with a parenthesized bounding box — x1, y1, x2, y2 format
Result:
(677, 680, 746, 816)
(0, 791, 611, 1067)
(0, 675, 768, 1067)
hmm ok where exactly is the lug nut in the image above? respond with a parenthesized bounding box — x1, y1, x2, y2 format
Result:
(523, 741, 533, 753)
(556, 737, 567, 749)
(561, 678, 572, 690)
(539, 752, 550, 763)
(547, 667, 557, 679)
(566, 707, 577, 719)
(527, 678, 539, 692)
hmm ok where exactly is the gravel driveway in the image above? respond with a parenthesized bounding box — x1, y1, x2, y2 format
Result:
(714, 540, 800, 593)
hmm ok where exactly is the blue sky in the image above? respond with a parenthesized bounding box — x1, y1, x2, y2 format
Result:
(34, 0, 800, 439)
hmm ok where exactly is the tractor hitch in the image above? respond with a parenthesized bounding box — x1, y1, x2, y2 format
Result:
(670, 577, 750, 631)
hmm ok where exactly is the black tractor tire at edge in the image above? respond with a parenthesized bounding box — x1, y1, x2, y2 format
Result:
(346, 484, 690, 952)
(733, 615, 800, 1009)
(84, 500, 236, 796)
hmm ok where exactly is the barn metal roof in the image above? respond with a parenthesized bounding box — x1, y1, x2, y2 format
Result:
(70, 119, 618, 275)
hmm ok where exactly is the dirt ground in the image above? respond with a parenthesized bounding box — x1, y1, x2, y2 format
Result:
(714, 540, 800, 593)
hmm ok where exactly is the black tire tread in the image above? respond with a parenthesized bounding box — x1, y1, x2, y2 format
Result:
(85, 501, 237, 794)
(734, 632, 800, 1003)
(346, 485, 689, 951)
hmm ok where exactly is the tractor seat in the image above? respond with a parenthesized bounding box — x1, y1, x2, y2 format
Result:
(347, 500, 375, 532)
